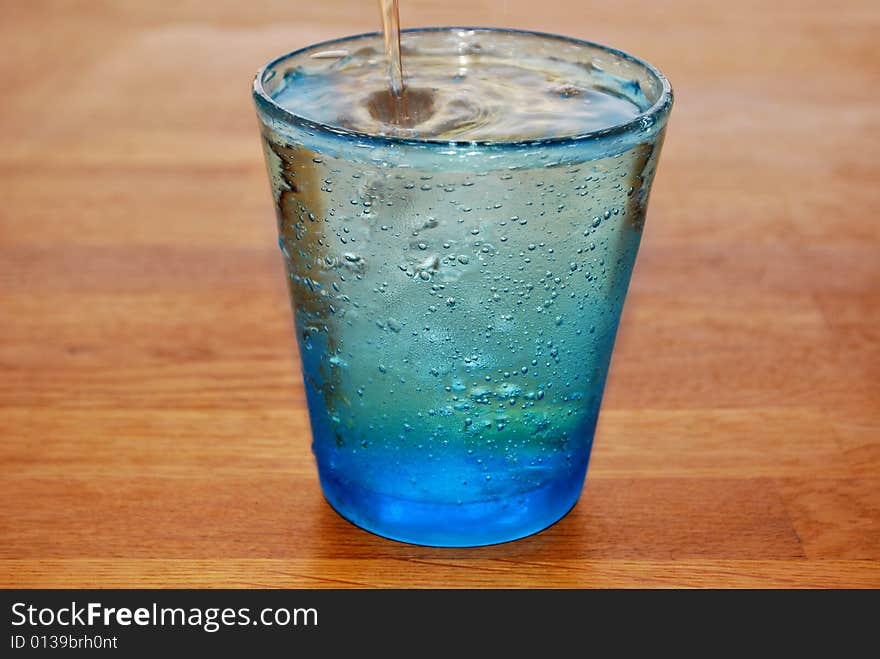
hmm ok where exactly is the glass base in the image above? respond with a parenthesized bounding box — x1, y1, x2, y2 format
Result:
(318, 467, 587, 547)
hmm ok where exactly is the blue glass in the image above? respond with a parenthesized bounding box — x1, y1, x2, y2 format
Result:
(253, 28, 672, 546)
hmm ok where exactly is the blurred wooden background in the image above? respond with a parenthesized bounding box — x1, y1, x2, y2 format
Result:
(0, 0, 877, 587)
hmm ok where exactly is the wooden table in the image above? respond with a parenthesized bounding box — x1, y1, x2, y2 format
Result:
(1, 1, 878, 588)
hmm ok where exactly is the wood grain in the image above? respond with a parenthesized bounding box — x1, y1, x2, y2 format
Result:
(1, 0, 878, 588)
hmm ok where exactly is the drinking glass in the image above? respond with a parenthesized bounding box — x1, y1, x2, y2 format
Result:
(253, 28, 673, 546)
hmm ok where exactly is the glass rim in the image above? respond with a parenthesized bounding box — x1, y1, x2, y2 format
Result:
(252, 26, 674, 149)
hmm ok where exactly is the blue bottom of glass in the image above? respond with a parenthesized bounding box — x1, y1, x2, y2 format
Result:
(317, 458, 589, 547)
